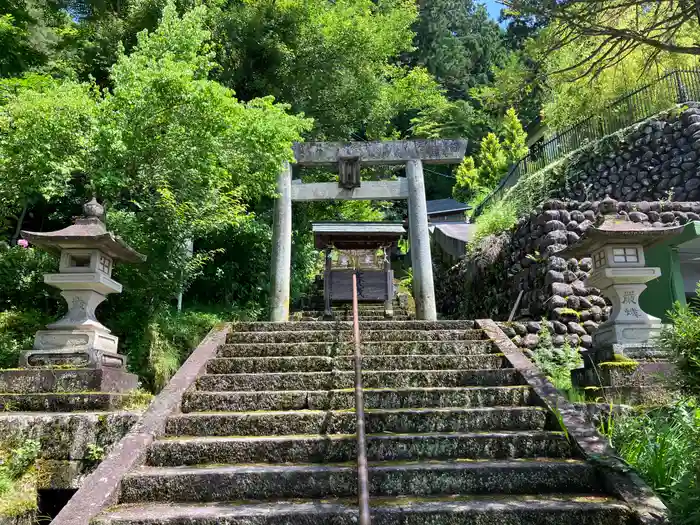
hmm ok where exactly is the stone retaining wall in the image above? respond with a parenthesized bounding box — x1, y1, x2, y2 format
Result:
(437, 199, 699, 347)
(530, 104, 700, 203)
(0, 412, 140, 490)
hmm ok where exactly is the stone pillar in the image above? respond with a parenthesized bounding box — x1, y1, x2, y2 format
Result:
(406, 159, 437, 320)
(383, 247, 394, 318)
(324, 247, 332, 320)
(270, 162, 292, 322)
(408, 214, 422, 319)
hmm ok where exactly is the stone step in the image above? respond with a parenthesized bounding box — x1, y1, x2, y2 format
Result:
(147, 431, 572, 466)
(182, 386, 536, 412)
(206, 354, 507, 374)
(218, 340, 498, 358)
(95, 495, 633, 525)
(120, 459, 600, 503)
(233, 321, 474, 332)
(0, 393, 130, 412)
(301, 315, 412, 321)
(165, 407, 549, 436)
(195, 369, 523, 391)
(226, 329, 486, 344)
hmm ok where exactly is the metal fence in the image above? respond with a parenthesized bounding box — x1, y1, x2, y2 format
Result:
(472, 68, 700, 217)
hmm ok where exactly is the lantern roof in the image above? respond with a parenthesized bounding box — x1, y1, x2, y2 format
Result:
(561, 206, 685, 259)
(20, 198, 145, 263)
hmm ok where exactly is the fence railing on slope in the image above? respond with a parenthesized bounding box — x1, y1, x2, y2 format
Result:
(473, 68, 700, 218)
(352, 270, 371, 524)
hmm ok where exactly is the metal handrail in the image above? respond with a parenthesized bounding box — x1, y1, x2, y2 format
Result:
(352, 270, 371, 525)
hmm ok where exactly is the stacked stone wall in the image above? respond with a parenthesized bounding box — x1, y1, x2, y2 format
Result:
(538, 104, 700, 203)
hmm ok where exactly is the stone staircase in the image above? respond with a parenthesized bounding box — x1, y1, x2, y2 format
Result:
(94, 319, 637, 524)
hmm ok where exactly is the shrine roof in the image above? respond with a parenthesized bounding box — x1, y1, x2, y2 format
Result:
(312, 222, 405, 249)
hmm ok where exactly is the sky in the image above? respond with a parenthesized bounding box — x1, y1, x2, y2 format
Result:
(482, 0, 503, 22)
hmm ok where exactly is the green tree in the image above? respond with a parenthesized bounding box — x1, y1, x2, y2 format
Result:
(0, 0, 75, 78)
(93, 2, 312, 309)
(505, 0, 700, 77)
(470, 51, 544, 124)
(212, 0, 420, 139)
(535, 21, 699, 131)
(451, 155, 480, 202)
(500, 107, 528, 165)
(411, 0, 506, 99)
(476, 132, 507, 187)
(0, 75, 98, 242)
(450, 111, 523, 205)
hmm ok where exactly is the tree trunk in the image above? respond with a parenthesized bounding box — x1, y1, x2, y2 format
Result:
(11, 200, 28, 245)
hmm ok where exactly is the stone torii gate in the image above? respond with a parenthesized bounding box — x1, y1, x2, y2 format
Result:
(269, 139, 467, 322)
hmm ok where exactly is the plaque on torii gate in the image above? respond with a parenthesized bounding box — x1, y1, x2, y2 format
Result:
(269, 139, 467, 322)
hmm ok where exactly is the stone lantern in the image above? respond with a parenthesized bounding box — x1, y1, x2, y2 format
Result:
(562, 198, 684, 355)
(19, 198, 144, 376)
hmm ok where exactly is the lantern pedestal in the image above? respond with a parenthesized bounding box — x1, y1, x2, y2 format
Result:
(587, 266, 664, 349)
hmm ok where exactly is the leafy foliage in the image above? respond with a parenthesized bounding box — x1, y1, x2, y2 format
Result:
(531, 325, 582, 390)
(0, 439, 40, 498)
(0, 75, 97, 233)
(505, 0, 700, 79)
(411, 0, 506, 99)
(659, 285, 700, 396)
(451, 107, 528, 203)
(0, 309, 51, 369)
(606, 400, 700, 525)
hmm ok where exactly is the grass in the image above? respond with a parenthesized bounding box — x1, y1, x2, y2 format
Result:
(0, 471, 36, 518)
(122, 388, 154, 411)
(603, 399, 700, 524)
(0, 440, 40, 518)
(470, 199, 518, 245)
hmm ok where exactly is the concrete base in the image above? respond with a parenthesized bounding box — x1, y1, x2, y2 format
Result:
(0, 368, 138, 394)
(592, 342, 668, 363)
(591, 321, 663, 348)
(23, 329, 125, 369)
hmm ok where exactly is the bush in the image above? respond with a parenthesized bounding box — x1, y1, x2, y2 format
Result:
(607, 400, 700, 525)
(659, 286, 700, 395)
(531, 325, 582, 391)
(0, 440, 40, 496)
(0, 309, 52, 369)
(120, 308, 224, 392)
(121, 305, 262, 393)
(0, 244, 59, 313)
(471, 199, 517, 246)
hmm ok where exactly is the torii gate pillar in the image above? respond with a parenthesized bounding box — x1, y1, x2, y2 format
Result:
(269, 140, 467, 322)
(269, 162, 292, 322)
(406, 159, 436, 320)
